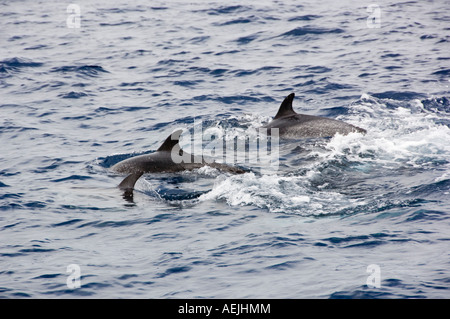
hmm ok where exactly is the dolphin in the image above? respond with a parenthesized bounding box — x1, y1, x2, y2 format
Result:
(111, 129, 245, 197)
(261, 93, 366, 138)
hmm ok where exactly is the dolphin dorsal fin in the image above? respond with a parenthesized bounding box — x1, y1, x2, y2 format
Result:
(118, 172, 143, 191)
(274, 93, 296, 119)
(157, 129, 183, 152)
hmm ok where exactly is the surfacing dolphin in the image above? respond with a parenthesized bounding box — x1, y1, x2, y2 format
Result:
(111, 129, 245, 197)
(261, 93, 366, 138)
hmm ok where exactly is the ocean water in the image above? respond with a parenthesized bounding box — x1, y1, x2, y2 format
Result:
(1, 0, 449, 299)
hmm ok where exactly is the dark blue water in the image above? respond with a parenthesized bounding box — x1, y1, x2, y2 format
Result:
(1, 0, 449, 298)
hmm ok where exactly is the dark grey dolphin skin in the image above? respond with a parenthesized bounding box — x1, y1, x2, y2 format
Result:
(111, 129, 245, 197)
(262, 93, 366, 138)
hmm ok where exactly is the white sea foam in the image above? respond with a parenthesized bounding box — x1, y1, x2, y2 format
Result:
(199, 95, 450, 216)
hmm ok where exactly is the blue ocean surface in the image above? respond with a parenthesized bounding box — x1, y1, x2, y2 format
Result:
(1, 0, 449, 298)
